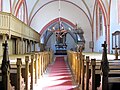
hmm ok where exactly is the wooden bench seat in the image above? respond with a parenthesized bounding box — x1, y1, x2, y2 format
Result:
(109, 77, 120, 83)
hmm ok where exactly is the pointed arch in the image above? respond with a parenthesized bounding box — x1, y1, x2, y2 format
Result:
(97, 0, 111, 53)
(23, 1, 28, 24)
(40, 17, 75, 35)
(14, 0, 25, 16)
(97, 0, 107, 26)
(13, 0, 28, 24)
(41, 17, 80, 45)
(29, 0, 92, 30)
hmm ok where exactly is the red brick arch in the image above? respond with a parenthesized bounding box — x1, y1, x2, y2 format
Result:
(40, 17, 76, 35)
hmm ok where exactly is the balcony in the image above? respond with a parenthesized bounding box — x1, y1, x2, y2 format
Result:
(0, 12, 40, 42)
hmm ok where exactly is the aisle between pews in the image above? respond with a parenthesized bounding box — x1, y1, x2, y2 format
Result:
(34, 56, 78, 90)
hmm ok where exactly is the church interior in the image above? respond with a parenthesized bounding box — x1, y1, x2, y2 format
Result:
(0, 0, 120, 90)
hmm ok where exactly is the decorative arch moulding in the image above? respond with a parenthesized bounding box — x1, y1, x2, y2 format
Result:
(39, 17, 76, 35)
(29, 0, 92, 28)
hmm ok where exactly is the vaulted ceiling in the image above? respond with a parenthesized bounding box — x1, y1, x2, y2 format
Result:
(2, 0, 111, 34)
(1, 0, 114, 52)
(29, 0, 96, 34)
(26, 0, 110, 33)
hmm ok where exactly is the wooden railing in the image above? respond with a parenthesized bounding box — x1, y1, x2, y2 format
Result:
(0, 12, 40, 42)
(67, 45, 120, 90)
(0, 50, 53, 90)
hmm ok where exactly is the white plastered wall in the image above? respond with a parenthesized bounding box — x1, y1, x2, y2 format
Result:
(30, 1, 92, 52)
(110, 0, 120, 53)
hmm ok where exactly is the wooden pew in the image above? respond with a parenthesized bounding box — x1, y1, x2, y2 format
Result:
(0, 51, 53, 90)
(67, 49, 120, 90)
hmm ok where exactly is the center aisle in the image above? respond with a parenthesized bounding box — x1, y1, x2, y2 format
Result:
(36, 56, 77, 90)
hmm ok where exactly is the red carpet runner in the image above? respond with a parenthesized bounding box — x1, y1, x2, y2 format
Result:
(42, 56, 76, 90)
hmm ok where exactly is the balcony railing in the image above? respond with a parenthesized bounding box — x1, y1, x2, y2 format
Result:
(0, 12, 40, 42)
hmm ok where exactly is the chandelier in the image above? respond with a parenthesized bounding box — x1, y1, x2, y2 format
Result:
(48, 0, 67, 39)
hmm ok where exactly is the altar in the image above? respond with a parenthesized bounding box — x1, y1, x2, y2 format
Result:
(55, 44, 67, 55)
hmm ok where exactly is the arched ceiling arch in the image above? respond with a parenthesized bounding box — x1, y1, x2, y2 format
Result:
(0, 0, 113, 52)
(41, 17, 82, 45)
(4, 0, 109, 33)
(40, 17, 75, 34)
(1, 0, 110, 35)
(27, 0, 95, 36)
(28, 0, 93, 28)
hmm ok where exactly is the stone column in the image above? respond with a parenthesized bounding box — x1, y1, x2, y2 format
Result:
(16, 58, 22, 90)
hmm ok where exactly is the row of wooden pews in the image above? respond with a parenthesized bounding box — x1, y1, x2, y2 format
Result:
(0, 41, 54, 90)
(67, 41, 120, 90)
